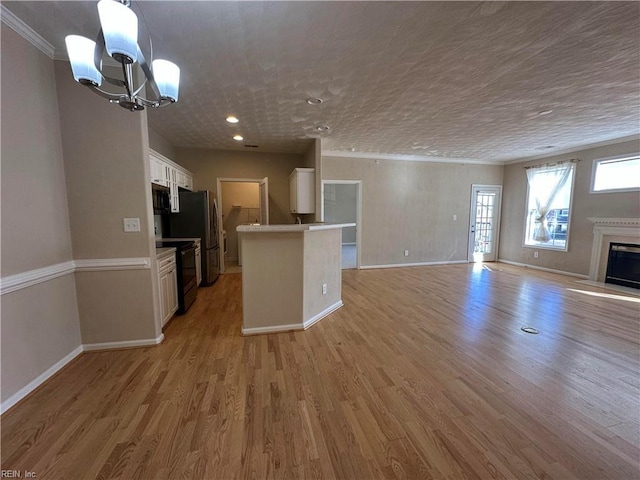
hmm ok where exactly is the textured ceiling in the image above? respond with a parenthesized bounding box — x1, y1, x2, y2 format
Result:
(3, 1, 639, 162)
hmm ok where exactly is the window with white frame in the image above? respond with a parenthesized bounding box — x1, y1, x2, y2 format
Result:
(591, 154, 640, 193)
(524, 162, 575, 251)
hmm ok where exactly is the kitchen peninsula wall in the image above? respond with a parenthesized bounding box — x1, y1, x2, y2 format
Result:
(173, 148, 305, 225)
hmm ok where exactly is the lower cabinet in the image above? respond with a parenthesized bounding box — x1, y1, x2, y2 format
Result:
(158, 253, 179, 326)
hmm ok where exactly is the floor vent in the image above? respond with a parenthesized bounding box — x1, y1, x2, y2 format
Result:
(521, 327, 540, 334)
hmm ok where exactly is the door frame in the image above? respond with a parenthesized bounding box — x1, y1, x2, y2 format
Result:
(468, 184, 503, 263)
(216, 177, 269, 274)
(321, 179, 362, 270)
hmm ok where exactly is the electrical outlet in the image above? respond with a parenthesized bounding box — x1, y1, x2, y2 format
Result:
(322, 283, 327, 295)
(404, 250, 409, 257)
(123, 218, 141, 232)
(453, 214, 457, 221)
(534, 251, 539, 258)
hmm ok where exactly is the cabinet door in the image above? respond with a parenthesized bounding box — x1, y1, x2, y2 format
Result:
(150, 155, 166, 185)
(168, 267, 178, 315)
(159, 269, 170, 324)
(289, 173, 297, 213)
(170, 168, 180, 212)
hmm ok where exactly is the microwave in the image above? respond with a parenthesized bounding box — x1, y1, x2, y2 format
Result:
(152, 184, 171, 214)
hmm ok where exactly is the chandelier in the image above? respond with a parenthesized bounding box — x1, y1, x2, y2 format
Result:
(65, 0, 180, 112)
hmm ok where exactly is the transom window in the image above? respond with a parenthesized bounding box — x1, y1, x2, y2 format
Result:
(524, 162, 575, 251)
(590, 154, 640, 193)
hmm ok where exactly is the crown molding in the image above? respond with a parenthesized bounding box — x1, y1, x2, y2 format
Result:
(322, 150, 499, 166)
(1, 5, 55, 59)
(503, 135, 640, 165)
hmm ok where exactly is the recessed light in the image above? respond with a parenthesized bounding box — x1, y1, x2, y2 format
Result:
(537, 110, 553, 116)
(226, 116, 239, 124)
(315, 125, 330, 132)
(233, 135, 244, 141)
(306, 97, 323, 105)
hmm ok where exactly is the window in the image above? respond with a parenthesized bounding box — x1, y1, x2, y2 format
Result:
(524, 163, 575, 251)
(591, 154, 640, 193)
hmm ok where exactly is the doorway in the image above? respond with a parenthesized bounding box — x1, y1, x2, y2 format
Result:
(322, 180, 362, 269)
(216, 177, 269, 274)
(468, 185, 502, 262)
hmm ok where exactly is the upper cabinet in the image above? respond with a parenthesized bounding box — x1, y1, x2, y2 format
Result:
(149, 149, 194, 213)
(289, 168, 315, 214)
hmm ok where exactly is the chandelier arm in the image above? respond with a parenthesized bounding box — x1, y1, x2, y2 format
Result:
(82, 83, 123, 102)
(136, 46, 161, 100)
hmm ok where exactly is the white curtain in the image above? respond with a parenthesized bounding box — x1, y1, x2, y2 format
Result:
(526, 164, 573, 242)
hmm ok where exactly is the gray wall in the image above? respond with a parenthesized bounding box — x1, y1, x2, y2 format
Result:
(55, 60, 159, 344)
(323, 156, 504, 266)
(148, 128, 177, 160)
(499, 139, 640, 275)
(174, 148, 304, 226)
(1, 27, 82, 404)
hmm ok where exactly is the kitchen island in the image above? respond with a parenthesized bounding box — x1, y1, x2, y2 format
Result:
(237, 223, 355, 335)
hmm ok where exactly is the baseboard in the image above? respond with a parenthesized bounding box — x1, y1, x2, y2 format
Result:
(303, 300, 344, 330)
(242, 323, 303, 335)
(497, 259, 588, 279)
(360, 260, 468, 270)
(82, 334, 165, 352)
(0, 345, 83, 415)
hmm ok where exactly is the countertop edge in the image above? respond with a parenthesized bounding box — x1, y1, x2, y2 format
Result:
(237, 223, 355, 233)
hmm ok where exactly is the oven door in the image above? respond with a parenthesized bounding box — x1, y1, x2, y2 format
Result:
(180, 244, 198, 311)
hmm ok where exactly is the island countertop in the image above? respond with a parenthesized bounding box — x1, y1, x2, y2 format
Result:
(236, 223, 355, 233)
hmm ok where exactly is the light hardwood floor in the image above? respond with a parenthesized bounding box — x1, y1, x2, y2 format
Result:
(1, 263, 639, 479)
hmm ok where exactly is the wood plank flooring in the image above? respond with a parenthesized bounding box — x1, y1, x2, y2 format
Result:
(2, 263, 639, 479)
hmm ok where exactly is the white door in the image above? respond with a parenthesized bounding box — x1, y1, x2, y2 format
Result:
(259, 177, 269, 225)
(468, 185, 502, 262)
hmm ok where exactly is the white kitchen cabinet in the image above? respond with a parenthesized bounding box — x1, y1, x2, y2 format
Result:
(195, 241, 202, 286)
(289, 168, 315, 214)
(150, 153, 170, 187)
(157, 250, 178, 326)
(149, 149, 195, 212)
(170, 168, 180, 213)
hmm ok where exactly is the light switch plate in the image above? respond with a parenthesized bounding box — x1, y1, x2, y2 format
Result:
(123, 217, 141, 232)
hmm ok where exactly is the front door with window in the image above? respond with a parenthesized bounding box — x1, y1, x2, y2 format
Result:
(468, 185, 502, 262)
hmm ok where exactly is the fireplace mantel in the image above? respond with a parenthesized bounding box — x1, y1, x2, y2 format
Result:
(588, 217, 640, 281)
(587, 217, 640, 227)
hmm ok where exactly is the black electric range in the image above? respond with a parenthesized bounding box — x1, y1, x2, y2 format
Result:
(156, 240, 198, 314)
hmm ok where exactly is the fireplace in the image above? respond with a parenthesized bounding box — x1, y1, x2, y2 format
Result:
(605, 243, 640, 289)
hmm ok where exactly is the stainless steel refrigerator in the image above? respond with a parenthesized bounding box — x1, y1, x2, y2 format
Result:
(168, 190, 220, 285)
